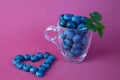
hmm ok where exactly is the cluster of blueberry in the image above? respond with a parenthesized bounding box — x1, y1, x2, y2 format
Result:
(62, 29, 88, 57)
(12, 52, 55, 77)
(59, 14, 88, 57)
(59, 14, 87, 29)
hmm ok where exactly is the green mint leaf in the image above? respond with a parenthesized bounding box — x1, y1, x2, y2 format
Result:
(96, 23, 105, 29)
(86, 19, 97, 32)
(86, 11, 105, 37)
(97, 28, 103, 37)
(89, 11, 102, 22)
(91, 26, 97, 32)
(86, 18, 94, 29)
(86, 21, 93, 29)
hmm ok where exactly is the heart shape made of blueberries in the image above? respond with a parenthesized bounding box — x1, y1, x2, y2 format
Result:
(12, 52, 55, 77)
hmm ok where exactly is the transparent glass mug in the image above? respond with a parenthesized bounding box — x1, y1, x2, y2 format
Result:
(44, 24, 92, 63)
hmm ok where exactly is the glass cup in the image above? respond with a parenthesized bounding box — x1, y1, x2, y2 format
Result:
(44, 24, 92, 63)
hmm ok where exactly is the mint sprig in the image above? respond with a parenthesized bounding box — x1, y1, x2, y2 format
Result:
(86, 11, 105, 37)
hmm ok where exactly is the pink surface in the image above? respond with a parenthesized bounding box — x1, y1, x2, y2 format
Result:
(0, 0, 120, 80)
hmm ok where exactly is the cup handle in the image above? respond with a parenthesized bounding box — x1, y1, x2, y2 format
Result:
(44, 25, 64, 56)
(44, 25, 58, 44)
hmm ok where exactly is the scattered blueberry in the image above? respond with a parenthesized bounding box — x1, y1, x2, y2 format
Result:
(30, 55, 38, 62)
(15, 55, 24, 61)
(44, 59, 49, 64)
(36, 70, 44, 77)
(24, 54, 31, 60)
(23, 64, 31, 72)
(16, 62, 24, 70)
(44, 58, 53, 65)
(48, 55, 55, 61)
(37, 52, 43, 59)
(48, 58, 53, 64)
(30, 66, 37, 74)
(42, 63, 50, 69)
(12, 58, 21, 66)
(44, 52, 51, 59)
(38, 65, 47, 72)
(12, 52, 56, 77)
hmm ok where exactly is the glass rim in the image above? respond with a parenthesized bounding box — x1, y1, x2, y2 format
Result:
(57, 23, 88, 30)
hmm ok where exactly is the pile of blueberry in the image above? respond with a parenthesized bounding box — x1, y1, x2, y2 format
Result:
(59, 14, 87, 29)
(59, 14, 88, 57)
(12, 52, 55, 77)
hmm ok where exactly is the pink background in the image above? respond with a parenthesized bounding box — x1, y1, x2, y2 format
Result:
(0, 0, 120, 80)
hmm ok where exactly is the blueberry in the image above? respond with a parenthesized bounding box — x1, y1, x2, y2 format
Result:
(81, 29, 88, 36)
(12, 58, 21, 66)
(71, 48, 82, 57)
(77, 23, 86, 29)
(73, 49, 82, 57)
(36, 52, 43, 59)
(44, 52, 51, 59)
(63, 44, 71, 50)
(65, 51, 73, 57)
(48, 55, 55, 61)
(59, 14, 64, 21)
(16, 62, 24, 70)
(80, 16, 87, 24)
(38, 65, 47, 72)
(72, 16, 80, 24)
(64, 30, 75, 39)
(36, 70, 44, 77)
(70, 48, 75, 53)
(24, 54, 31, 60)
(44, 59, 49, 63)
(80, 44, 86, 50)
(66, 21, 76, 29)
(30, 66, 37, 74)
(23, 64, 31, 72)
(30, 55, 38, 62)
(63, 14, 73, 21)
(63, 39, 72, 46)
(48, 58, 53, 64)
(72, 43, 81, 49)
(59, 20, 67, 27)
(73, 34, 81, 43)
(81, 37, 87, 45)
(42, 63, 50, 69)
(44, 59, 53, 65)
(74, 30, 81, 34)
(61, 32, 66, 39)
(15, 55, 24, 61)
